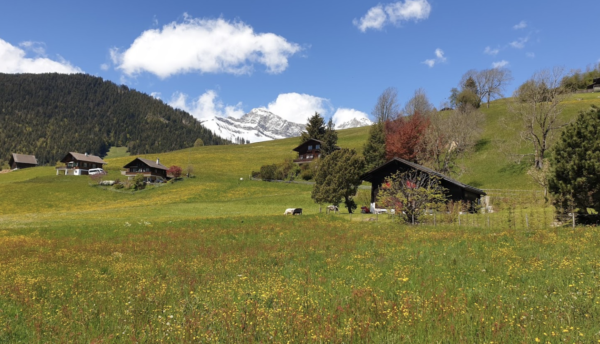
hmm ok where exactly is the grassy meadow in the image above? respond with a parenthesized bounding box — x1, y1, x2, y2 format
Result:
(1, 95, 600, 342)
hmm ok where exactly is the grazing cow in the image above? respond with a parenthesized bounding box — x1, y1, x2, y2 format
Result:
(284, 208, 303, 215)
(326, 205, 339, 214)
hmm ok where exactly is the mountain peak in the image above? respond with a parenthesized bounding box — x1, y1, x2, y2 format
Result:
(335, 116, 373, 129)
(201, 109, 305, 143)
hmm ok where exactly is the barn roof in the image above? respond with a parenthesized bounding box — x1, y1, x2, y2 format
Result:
(123, 157, 168, 170)
(61, 152, 106, 164)
(10, 153, 38, 165)
(361, 157, 486, 196)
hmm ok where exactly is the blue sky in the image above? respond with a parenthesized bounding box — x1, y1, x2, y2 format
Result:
(1, 0, 599, 125)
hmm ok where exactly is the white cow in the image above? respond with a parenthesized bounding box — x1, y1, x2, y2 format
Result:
(284, 208, 295, 215)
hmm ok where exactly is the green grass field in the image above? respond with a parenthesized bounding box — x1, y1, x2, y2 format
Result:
(1, 95, 600, 342)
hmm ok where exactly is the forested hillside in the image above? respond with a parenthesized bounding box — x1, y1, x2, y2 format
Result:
(0, 73, 229, 165)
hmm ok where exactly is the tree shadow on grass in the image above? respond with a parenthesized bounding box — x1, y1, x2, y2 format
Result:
(498, 161, 529, 175)
(474, 138, 491, 153)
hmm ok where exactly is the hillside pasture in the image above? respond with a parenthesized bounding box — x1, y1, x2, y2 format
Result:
(1, 96, 600, 342)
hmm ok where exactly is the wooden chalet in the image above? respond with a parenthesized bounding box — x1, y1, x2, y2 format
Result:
(293, 138, 324, 164)
(587, 77, 600, 92)
(56, 152, 106, 176)
(122, 157, 168, 182)
(361, 157, 486, 212)
(292, 138, 340, 164)
(9, 153, 38, 170)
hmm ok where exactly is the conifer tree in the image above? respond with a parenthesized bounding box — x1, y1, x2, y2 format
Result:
(549, 106, 600, 214)
(321, 118, 338, 157)
(363, 122, 386, 170)
(311, 149, 365, 213)
(300, 112, 326, 143)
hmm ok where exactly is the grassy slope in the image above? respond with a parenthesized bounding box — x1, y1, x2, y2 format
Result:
(1, 95, 599, 227)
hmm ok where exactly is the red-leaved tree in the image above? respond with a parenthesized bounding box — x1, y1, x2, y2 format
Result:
(167, 165, 182, 179)
(384, 112, 430, 162)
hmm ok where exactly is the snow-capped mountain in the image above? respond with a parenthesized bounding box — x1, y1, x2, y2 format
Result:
(201, 108, 305, 143)
(335, 117, 373, 129)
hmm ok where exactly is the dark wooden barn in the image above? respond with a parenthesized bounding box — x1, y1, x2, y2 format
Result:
(9, 153, 38, 170)
(361, 157, 486, 209)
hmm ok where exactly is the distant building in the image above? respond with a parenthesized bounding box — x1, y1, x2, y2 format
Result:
(587, 78, 600, 92)
(293, 138, 341, 164)
(56, 152, 106, 176)
(122, 157, 168, 182)
(292, 138, 324, 164)
(361, 157, 486, 212)
(9, 153, 38, 170)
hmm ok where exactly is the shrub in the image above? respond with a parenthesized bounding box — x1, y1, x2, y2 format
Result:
(300, 168, 313, 181)
(260, 164, 278, 181)
(133, 174, 145, 190)
(114, 183, 124, 190)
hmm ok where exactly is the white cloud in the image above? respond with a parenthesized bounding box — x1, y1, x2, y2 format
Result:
(100, 63, 110, 71)
(353, 6, 387, 31)
(111, 16, 301, 78)
(513, 21, 527, 30)
(332, 108, 370, 126)
(0, 38, 82, 74)
(354, 0, 431, 32)
(150, 92, 161, 99)
(266, 93, 331, 124)
(169, 90, 245, 121)
(492, 60, 509, 69)
(19, 41, 46, 56)
(509, 36, 529, 49)
(483, 46, 499, 56)
(422, 48, 446, 67)
(526, 52, 535, 58)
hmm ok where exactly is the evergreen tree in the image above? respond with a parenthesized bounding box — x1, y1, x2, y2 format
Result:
(549, 106, 600, 214)
(363, 122, 386, 170)
(300, 112, 326, 143)
(321, 118, 338, 157)
(311, 149, 365, 213)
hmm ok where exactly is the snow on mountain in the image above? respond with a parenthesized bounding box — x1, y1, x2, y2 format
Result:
(201, 108, 305, 143)
(335, 116, 373, 129)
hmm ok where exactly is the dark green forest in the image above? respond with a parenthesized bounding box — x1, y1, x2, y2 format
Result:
(0, 73, 229, 166)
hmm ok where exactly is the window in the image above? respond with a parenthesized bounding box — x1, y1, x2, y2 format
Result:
(316, 144, 320, 149)
(83, 162, 88, 168)
(308, 145, 313, 150)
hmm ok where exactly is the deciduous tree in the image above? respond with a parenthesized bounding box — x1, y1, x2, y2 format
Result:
(419, 105, 484, 175)
(511, 67, 568, 169)
(168, 165, 182, 179)
(385, 112, 430, 162)
(372, 87, 400, 123)
(402, 88, 434, 117)
(377, 170, 447, 224)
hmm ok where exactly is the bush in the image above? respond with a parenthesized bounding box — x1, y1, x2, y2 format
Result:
(133, 174, 145, 190)
(300, 168, 313, 181)
(114, 183, 124, 190)
(260, 164, 278, 181)
(251, 171, 260, 179)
